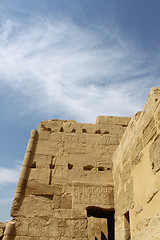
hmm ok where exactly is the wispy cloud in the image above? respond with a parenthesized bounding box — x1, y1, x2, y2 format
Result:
(0, 17, 159, 122)
(0, 197, 13, 206)
(0, 167, 19, 186)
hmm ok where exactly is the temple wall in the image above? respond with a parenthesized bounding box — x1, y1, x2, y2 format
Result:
(9, 116, 130, 240)
(112, 87, 160, 240)
(0, 222, 5, 239)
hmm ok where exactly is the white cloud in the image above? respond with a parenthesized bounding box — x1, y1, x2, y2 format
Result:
(0, 167, 19, 186)
(0, 197, 13, 206)
(0, 17, 159, 122)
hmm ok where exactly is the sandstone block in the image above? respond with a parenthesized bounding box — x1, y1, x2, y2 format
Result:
(149, 134, 160, 173)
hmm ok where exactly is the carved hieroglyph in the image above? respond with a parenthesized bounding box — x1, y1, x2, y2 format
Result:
(6, 116, 130, 239)
(2, 87, 160, 240)
(112, 87, 160, 240)
(72, 182, 114, 207)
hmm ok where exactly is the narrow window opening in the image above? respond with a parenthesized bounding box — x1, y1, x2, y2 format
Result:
(152, 162, 154, 169)
(103, 131, 109, 134)
(95, 130, 101, 134)
(31, 161, 36, 168)
(124, 211, 131, 240)
(83, 165, 93, 171)
(107, 167, 111, 170)
(68, 163, 73, 170)
(82, 129, 87, 133)
(60, 127, 64, 132)
(71, 128, 76, 133)
(50, 156, 55, 169)
(49, 170, 52, 185)
(122, 124, 128, 128)
(50, 163, 55, 169)
(98, 166, 104, 171)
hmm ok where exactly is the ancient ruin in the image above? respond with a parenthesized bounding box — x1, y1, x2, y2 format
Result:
(1, 87, 160, 239)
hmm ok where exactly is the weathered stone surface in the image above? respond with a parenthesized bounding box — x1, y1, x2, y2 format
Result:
(112, 87, 160, 240)
(6, 114, 130, 240)
(0, 222, 5, 239)
(2, 87, 160, 240)
(149, 134, 160, 173)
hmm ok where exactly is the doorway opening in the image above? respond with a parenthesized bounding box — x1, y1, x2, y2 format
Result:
(86, 206, 115, 240)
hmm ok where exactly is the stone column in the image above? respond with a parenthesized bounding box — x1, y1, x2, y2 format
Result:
(3, 222, 15, 240)
(10, 130, 38, 217)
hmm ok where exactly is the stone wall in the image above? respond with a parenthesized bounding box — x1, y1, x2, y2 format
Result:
(9, 116, 130, 240)
(112, 87, 160, 240)
(0, 222, 5, 240)
(2, 87, 160, 240)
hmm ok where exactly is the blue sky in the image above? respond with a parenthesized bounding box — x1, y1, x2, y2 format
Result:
(0, 0, 160, 222)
